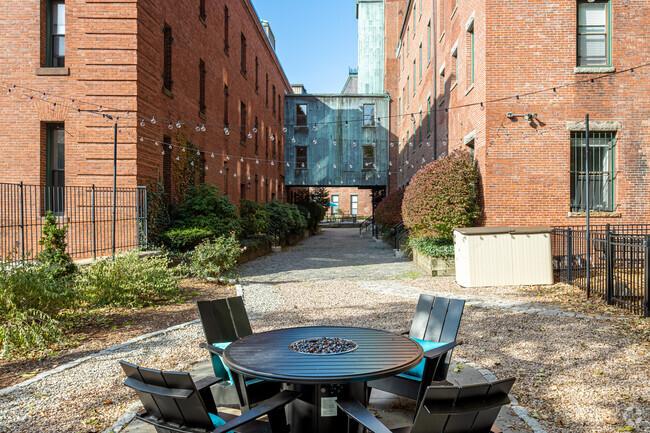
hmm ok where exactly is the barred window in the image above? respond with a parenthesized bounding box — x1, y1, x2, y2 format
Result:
(570, 131, 615, 212)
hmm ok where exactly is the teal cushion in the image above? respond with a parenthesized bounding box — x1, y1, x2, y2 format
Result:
(403, 338, 447, 379)
(209, 412, 233, 432)
(209, 342, 233, 383)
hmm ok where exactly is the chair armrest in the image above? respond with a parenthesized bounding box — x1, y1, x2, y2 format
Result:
(194, 375, 220, 392)
(212, 390, 301, 433)
(200, 342, 225, 356)
(124, 378, 193, 399)
(400, 330, 410, 335)
(336, 397, 393, 433)
(423, 341, 459, 359)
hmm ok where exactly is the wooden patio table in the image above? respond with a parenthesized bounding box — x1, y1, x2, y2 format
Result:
(223, 326, 423, 432)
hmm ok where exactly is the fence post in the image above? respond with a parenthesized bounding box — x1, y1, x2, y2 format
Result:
(91, 184, 96, 260)
(605, 224, 613, 305)
(142, 186, 148, 250)
(643, 235, 650, 317)
(18, 181, 25, 260)
(567, 227, 573, 283)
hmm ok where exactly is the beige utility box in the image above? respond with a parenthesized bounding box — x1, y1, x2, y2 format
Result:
(454, 226, 554, 287)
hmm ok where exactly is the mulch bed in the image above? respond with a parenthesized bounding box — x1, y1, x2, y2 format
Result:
(0, 279, 236, 390)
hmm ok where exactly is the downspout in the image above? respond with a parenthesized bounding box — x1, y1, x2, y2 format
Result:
(432, 0, 438, 159)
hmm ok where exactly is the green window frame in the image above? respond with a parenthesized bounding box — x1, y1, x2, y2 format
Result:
(419, 44, 423, 80)
(427, 22, 431, 63)
(413, 60, 416, 94)
(427, 97, 431, 135)
(570, 131, 616, 212)
(577, 0, 611, 67)
(469, 29, 475, 86)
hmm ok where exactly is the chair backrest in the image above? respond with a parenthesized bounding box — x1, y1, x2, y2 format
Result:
(197, 296, 253, 344)
(120, 361, 214, 432)
(409, 295, 465, 344)
(412, 377, 516, 433)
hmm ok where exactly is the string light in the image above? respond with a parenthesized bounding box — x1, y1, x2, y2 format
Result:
(176, 121, 182, 129)
(168, 122, 173, 130)
(224, 126, 230, 135)
(201, 124, 206, 132)
(248, 132, 253, 139)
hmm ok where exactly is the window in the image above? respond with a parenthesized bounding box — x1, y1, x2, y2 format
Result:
(46, 123, 65, 213)
(272, 85, 276, 115)
(451, 43, 458, 86)
(362, 146, 375, 170)
(199, 59, 206, 116)
(254, 117, 259, 154)
(577, 0, 610, 66)
(413, 60, 416, 94)
(264, 126, 268, 158)
(467, 21, 475, 87)
(427, 97, 431, 135)
(296, 146, 307, 168)
(47, 0, 65, 67)
(419, 44, 423, 80)
(439, 64, 446, 101)
(570, 131, 615, 212)
(350, 195, 358, 216)
(418, 111, 423, 145)
(240, 33, 247, 75)
(223, 85, 229, 125)
(224, 6, 229, 53)
(163, 135, 172, 207)
(331, 195, 339, 215)
(399, 97, 402, 121)
(241, 183, 246, 200)
(265, 74, 269, 106)
(427, 21, 431, 63)
(296, 104, 308, 126)
(406, 81, 409, 106)
(413, 3, 416, 33)
(439, 0, 445, 35)
(163, 24, 173, 92)
(240, 102, 247, 145)
(363, 104, 375, 127)
(199, 0, 206, 22)
(407, 27, 409, 54)
(255, 57, 259, 93)
(278, 94, 282, 122)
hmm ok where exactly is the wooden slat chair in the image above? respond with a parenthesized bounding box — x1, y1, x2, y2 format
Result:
(368, 294, 465, 411)
(337, 377, 516, 433)
(120, 361, 299, 433)
(197, 297, 280, 411)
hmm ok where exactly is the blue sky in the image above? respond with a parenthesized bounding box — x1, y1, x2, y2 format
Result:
(252, 0, 359, 94)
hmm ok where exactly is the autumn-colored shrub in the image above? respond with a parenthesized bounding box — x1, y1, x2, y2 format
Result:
(402, 150, 480, 240)
(375, 189, 405, 228)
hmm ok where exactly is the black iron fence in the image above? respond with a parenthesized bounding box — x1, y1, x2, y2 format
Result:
(552, 224, 650, 317)
(0, 182, 148, 262)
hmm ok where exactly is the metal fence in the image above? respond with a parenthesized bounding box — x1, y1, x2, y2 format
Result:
(552, 224, 650, 317)
(0, 182, 148, 262)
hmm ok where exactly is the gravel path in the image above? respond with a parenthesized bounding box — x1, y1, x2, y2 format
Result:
(1, 227, 648, 433)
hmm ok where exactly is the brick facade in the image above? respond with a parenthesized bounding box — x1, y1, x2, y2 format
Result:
(289, 187, 374, 218)
(0, 0, 290, 204)
(392, 0, 650, 226)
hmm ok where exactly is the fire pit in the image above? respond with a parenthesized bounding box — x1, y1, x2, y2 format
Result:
(289, 337, 358, 355)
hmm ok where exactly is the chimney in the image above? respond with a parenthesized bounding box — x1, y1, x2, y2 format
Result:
(261, 20, 276, 50)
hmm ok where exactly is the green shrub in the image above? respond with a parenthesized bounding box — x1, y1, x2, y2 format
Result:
(239, 199, 270, 237)
(402, 150, 480, 240)
(298, 202, 326, 234)
(38, 211, 76, 277)
(175, 184, 241, 237)
(161, 227, 214, 252)
(409, 237, 455, 258)
(266, 200, 307, 238)
(189, 234, 242, 278)
(76, 252, 181, 308)
(375, 189, 404, 228)
(0, 263, 71, 357)
(147, 174, 171, 245)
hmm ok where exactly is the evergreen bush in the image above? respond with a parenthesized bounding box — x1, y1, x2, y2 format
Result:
(189, 234, 242, 278)
(38, 211, 76, 277)
(174, 183, 241, 237)
(402, 150, 480, 240)
(239, 199, 270, 237)
(161, 227, 214, 252)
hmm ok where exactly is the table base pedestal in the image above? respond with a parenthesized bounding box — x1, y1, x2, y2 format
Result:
(284, 382, 366, 433)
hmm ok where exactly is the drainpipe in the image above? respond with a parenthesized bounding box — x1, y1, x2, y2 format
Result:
(432, 0, 438, 158)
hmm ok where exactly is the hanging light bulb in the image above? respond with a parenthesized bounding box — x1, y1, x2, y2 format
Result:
(151, 116, 157, 124)
(353, 179, 356, 183)
(421, 158, 426, 163)
(220, 169, 223, 174)
(176, 156, 180, 161)
(154, 141, 159, 146)
(162, 150, 165, 155)
(182, 147, 186, 152)
(256, 159, 259, 164)
(333, 164, 337, 169)
(353, 141, 357, 147)
(270, 134, 275, 141)
(205, 166, 209, 171)
(317, 164, 321, 169)
(99, 105, 103, 112)
(390, 142, 394, 147)
(226, 155, 230, 160)
(271, 160, 275, 166)
(176, 121, 182, 129)
(247, 175, 251, 181)
(190, 161, 194, 166)
(240, 157, 244, 162)
(349, 164, 353, 168)
(372, 142, 376, 147)
(332, 140, 337, 146)
(140, 136, 144, 142)
(301, 163, 305, 168)
(197, 150, 201, 156)
(140, 119, 145, 127)
(52, 103, 57, 111)
(248, 132, 253, 139)
(253, 127, 258, 133)
(262, 177, 265, 182)
(286, 162, 290, 167)
(345, 121, 349, 128)
(312, 124, 318, 131)
(426, 142, 430, 147)
(196, 125, 201, 132)
(211, 152, 215, 158)
(389, 161, 392, 166)
(42, 93, 47, 100)
(283, 126, 287, 132)
(224, 126, 230, 135)
(168, 144, 172, 149)
(168, 122, 173, 130)
(328, 181, 331, 185)
(406, 160, 409, 165)
(201, 124, 206, 132)
(291, 137, 296, 143)
(234, 172, 237, 177)
(312, 139, 317, 145)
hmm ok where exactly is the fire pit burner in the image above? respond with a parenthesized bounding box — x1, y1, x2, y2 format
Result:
(289, 337, 358, 355)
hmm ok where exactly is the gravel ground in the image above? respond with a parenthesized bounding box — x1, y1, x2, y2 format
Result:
(1, 228, 648, 433)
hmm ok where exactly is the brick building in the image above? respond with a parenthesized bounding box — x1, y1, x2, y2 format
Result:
(0, 0, 290, 203)
(393, 0, 650, 226)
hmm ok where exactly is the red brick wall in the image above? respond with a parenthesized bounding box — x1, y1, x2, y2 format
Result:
(324, 187, 374, 217)
(136, 0, 290, 204)
(390, 0, 650, 227)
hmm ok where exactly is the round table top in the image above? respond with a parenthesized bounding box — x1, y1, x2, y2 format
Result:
(223, 326, 423, 384)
